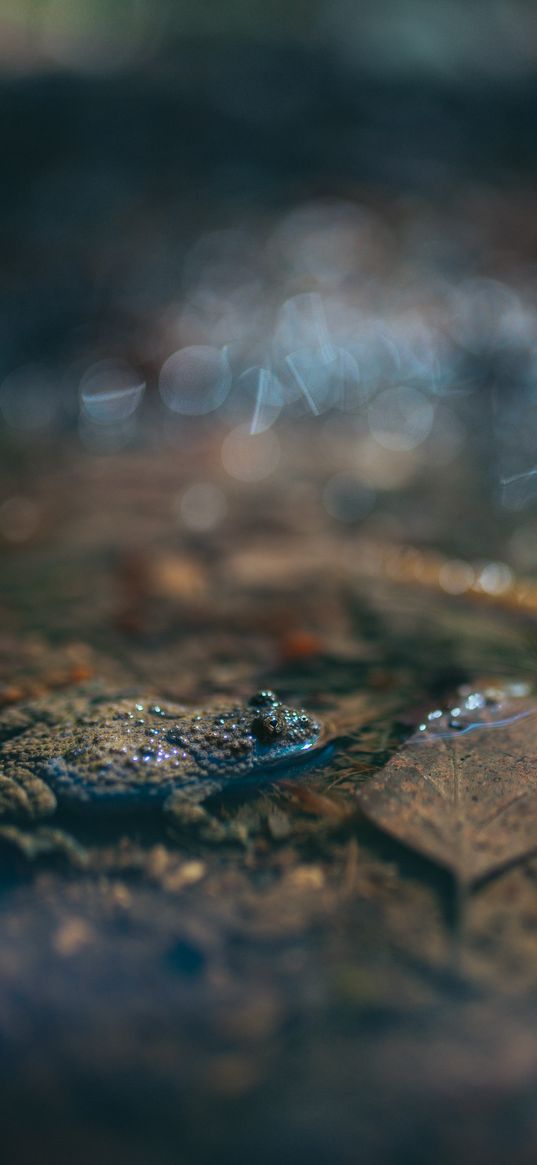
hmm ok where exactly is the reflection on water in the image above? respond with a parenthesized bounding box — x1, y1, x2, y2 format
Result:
(417, 681, 535, 740)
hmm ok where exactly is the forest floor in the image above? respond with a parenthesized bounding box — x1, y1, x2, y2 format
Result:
(1, 438, 537, 1165)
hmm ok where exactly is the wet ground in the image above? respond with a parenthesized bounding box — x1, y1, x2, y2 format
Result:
(2, 439, 537, 1165)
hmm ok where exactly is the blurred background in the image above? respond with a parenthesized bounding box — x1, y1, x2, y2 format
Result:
(1, 0, 537, 571)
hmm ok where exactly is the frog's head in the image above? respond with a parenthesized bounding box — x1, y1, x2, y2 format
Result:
(246, 690, 321, 768)
(165, 690, 323, 780)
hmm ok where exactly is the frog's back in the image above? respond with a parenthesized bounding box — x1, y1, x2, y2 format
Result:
(0, 689, 322, 811)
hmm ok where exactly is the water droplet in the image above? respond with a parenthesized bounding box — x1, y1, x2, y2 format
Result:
(505, 681, 530, 698)
(464, 692, 486, 711)
(416, 684, 536, 742)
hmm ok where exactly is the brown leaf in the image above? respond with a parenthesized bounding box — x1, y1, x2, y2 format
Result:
(356, 680, 537, 886)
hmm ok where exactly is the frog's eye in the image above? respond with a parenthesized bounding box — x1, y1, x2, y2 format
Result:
(248, 690, 280, 710)
(251, 711, 287, 744)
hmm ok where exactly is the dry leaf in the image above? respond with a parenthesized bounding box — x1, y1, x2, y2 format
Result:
(357, 680, 537, 886)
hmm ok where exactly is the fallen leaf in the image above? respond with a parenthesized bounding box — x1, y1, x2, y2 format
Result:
(356, 680, 537, 886)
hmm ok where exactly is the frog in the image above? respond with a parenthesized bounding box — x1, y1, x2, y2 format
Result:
(0, 687, 326, 839)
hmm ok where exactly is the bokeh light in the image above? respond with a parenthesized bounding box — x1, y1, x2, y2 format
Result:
(160, 346, 232, 416)
(176, 482, 228, 531)
(79, 360, 145, 424)
(368, 386, 434, 452)
(221, 424, 280, 482)
(237, 367, 284, 434)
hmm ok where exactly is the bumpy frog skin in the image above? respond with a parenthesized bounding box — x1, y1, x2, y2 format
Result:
(0, 689, 322, 824)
